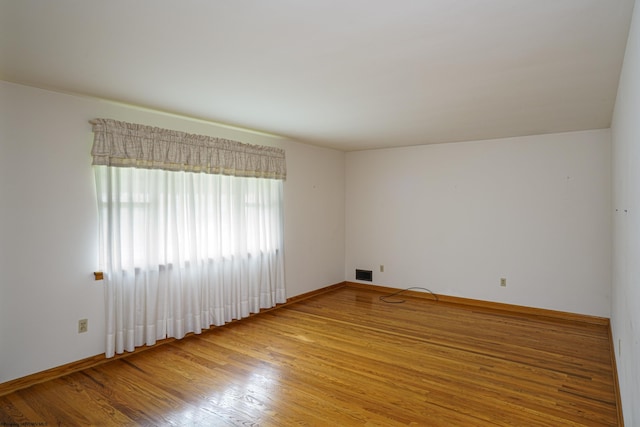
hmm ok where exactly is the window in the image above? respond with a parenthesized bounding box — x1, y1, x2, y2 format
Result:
(95, 167, 283, 270)
(91, 119, 286, 357)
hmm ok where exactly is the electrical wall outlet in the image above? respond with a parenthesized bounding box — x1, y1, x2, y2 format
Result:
(500, 278, 507, 287)
(380, 265, 384, 273)
(78, 319, 88, 333)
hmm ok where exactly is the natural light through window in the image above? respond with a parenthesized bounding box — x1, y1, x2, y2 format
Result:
(90, 118, 287, 357)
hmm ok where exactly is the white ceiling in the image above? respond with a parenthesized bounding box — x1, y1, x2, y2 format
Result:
(0, 0, 635, 151)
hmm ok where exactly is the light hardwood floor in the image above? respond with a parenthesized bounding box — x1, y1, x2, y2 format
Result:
(0, 286, 620, 426)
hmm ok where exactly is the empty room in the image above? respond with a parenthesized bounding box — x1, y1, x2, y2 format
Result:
(1, 1, 639, 426)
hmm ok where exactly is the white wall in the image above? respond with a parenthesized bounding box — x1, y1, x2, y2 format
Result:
(611, 0, 640, 424)
(0, 81, 345, 383)
(346, 130, 611, 317)
(0, 77, 624, 402)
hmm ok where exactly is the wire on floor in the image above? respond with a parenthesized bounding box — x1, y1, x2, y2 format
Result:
(379, 287, 439, 304)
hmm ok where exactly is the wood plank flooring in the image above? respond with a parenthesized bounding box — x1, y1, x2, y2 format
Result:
(0, 286, 619, 426)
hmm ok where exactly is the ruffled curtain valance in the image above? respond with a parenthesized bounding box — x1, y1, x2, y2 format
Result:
(90, 118, 286, 180)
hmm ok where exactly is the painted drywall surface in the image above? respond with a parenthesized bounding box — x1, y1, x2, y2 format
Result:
(611, 0, 640, 424)
(346, 130, 611, 317)
(283, 142, 346, 297)
(0, 81, 345, 383)
(0, 83, 104, 384)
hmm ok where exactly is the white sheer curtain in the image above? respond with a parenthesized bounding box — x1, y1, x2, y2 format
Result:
(91, 119, 286, 358)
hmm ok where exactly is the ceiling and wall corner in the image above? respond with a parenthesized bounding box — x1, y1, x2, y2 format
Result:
(0, 0, 635, 151)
